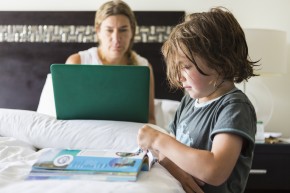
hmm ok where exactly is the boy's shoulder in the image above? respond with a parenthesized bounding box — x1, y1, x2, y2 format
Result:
(219, 88, 254, 109)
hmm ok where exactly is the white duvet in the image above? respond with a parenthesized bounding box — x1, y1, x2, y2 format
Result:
(0, 137, 183, 193)
(0, 106, 184, 193)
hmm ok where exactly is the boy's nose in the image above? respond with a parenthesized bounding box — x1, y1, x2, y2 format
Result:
(179, 72, 186, 82)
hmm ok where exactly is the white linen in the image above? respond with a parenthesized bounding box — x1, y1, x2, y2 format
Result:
(0, 108, 144, 151)
(154, 99, 180, 129)
(0, 137, 185, 193)
(0, 137, 40, 185)
(37, 74, 56, 117)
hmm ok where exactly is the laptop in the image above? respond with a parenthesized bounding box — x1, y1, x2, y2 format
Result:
(50, 64, 150, 123)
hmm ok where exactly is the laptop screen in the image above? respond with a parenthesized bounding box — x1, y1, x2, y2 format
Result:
(51, 64, 150, 123)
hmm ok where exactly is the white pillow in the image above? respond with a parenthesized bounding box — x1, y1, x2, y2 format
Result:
(154, 99, 163, 127)
(154, 99, 180, 129)
(37, 74, 56, 117)
(0, 108, 145, 151)
(160, 99, 180, 128)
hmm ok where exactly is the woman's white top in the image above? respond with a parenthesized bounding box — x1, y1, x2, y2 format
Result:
(78, 47, 149, 66)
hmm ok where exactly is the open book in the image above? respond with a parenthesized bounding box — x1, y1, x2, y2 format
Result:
(27, 148, 156, 182)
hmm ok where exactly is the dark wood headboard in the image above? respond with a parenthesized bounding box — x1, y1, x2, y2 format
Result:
(0, 11, 184, 111)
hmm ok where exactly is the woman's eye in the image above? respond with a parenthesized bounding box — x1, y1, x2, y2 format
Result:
(106, 29, 113, 33)
(119, 28, 128, 33)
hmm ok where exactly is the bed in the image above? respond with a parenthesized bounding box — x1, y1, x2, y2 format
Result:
(0, 11, 186, 193)
(0, 103, 182, 193)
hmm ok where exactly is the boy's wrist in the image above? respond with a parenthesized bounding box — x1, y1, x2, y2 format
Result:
(152, 132, 166, 153)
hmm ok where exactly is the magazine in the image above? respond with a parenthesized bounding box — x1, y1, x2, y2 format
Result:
(27, 148, 156, 182)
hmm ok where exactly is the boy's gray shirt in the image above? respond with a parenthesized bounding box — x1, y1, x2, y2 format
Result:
(168, 88, 256, 193)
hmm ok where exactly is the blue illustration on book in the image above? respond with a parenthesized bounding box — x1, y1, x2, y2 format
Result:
(27, 148, 156, 182)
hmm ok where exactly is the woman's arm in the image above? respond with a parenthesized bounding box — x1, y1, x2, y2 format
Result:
(148, 64, 156, 124)
(65, 53, 81, 64)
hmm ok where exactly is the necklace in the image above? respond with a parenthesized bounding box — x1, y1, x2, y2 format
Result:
(197, 80, 225, 103)
(214, 80, 225, 89)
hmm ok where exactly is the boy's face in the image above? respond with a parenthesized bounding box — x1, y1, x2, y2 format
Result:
(96, 14, 133, 61)
(177, 51, 220, 101)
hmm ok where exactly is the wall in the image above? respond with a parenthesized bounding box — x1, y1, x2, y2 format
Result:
(1, 0, 290, 137)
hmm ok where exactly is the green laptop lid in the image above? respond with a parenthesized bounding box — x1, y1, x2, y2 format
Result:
(50, 64, 150, 123)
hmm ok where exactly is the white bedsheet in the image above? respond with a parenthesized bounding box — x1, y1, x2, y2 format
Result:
(0, 137, 184, 193)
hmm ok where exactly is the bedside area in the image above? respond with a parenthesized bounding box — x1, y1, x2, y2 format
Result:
(245, 143, 290, 192)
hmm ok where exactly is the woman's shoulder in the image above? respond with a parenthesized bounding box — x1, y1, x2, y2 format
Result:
(66, 53, 81, 64)
(78, 47, 100, 64)
(131, 51, 149, 66)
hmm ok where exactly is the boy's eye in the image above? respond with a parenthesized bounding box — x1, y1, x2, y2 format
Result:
(181, 64, 192, 70)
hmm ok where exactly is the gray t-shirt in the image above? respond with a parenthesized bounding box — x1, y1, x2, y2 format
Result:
(168, 88, 256, 193)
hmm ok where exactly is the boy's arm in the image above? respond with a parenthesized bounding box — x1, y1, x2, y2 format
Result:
(159, 157, 204, 193)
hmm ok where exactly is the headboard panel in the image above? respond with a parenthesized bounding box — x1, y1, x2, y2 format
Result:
(0, 11, 184, 111)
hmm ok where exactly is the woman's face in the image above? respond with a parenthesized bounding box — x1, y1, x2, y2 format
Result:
(177, 51, 219, 101)
(97, 15, 133, 61)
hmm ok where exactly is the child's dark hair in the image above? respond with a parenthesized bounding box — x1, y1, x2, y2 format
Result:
(162, 7, 259, 89)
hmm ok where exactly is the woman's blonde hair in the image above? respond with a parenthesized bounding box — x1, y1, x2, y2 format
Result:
(95, 0, 137, 64)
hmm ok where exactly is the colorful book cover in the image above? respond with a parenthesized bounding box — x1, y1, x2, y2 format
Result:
(27, 148, 155, 182)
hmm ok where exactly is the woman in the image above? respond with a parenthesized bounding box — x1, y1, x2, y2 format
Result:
(66, 0, 156, 124)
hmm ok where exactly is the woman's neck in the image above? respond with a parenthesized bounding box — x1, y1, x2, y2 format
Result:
(98, 48, 128, 65)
